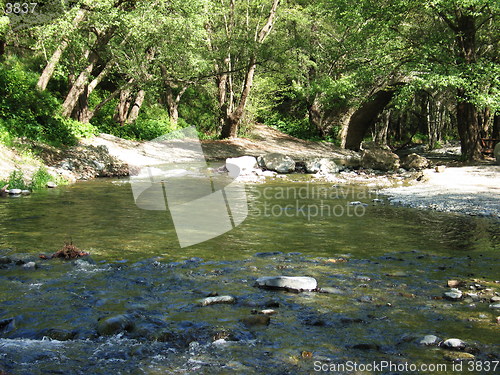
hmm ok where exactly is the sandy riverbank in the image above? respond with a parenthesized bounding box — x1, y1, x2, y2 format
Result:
(381, 166, 500, 218)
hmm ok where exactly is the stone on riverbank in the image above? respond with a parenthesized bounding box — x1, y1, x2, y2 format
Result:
(401, 153, 429, 170)
(255, 276, 317, 292)
(360, 148, 400, 171)
(304, 158, 339, 174)
(198, 295, 236, 306)
(8, 189, 22, 195)
(225, 156, 258, 177)
(257, 153, 295, 173)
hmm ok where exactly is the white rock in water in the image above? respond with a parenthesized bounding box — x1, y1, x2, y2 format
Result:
(419, 335, 439, 346)
(21, 190, 31, 195)
(444, 288, 463, 300)
(489, 303, 500, 309)
(8, 189, 22, 194)
(46, 181, 57, 188)
(441, 338, 466, 350)
(198, 295, 236, 306)
(226, 156, 258, 177)
(22, 261, 37, 269)
(255, 276, 317, 292)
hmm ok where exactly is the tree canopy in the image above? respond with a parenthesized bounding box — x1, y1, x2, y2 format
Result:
(1, 0, 498, 159)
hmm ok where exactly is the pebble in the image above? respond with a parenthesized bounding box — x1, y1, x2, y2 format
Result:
(419, 335, 440, 346)
(22, 261, 37, 269)
(489, 303, 500, 309)
(254, 276, 317, 292)
(444, 288, 462, 300)
(198, 295, 236, 306)
(358, 295, 374, 303)
(440, 338, 466, 350)
(259, 309, 277, 315)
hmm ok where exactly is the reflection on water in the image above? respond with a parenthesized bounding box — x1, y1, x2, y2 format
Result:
(0, 179, 498, 261)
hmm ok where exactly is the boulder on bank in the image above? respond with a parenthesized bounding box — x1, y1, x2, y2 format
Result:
(304, 158, 339, 174)
(198, 295, 236, 306)
(361, 148, 400, 171)
(401, 153, 429, 170)
(257, 153, 295, 173)
(225, 156, 258, 177)
(254, 276, 317, 292)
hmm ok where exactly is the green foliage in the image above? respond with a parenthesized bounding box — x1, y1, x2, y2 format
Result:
(6, 170, 28, 190)
(29, 167, 53, 191)
(0, 58, 96, 145)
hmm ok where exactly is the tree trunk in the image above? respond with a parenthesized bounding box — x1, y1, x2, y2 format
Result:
(492, 114, 500, 139)
(126, 90, 145, 124)
(219, 0, 280, 139)
(344, 89, 397, 151)
(164, 83, 187, 127)
(114, 88, 132, 126)
(37, 8, 87, 91)
(0, 39, 5, 56)
(455, 11, 481, 160)
(61, 28, 115, 118)
(456, 91, 482, 160)
(308, 98, 324, 137)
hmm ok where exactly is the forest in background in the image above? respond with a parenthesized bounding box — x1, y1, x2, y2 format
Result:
(0, 0, 498, 160)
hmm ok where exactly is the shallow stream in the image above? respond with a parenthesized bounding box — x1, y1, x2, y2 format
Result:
(0, 179, 498, 374)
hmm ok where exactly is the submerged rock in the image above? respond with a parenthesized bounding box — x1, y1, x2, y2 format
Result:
(440, 338, 466, 350)
(254, 276, 318, 292)
(198, 295, 236, 306)
(443, 352, 475, 361)
(240, 315, 270, 327)
(419, 335, 440, 346)
(97, 314, 134, 336)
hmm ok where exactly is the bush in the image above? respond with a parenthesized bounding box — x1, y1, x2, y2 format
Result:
(0, 58, 93, 146)
(30, 167, 53, 191)
(6, 170, 29, 190)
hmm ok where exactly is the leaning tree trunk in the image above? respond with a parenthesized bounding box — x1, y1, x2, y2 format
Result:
(344, 89, 397, 151)
(37, 8, 87, 91)
(126, 90, 145, 124)
(61, 28, 115, 118)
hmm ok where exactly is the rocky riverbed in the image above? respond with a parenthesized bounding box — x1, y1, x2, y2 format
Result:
(0, 250, 498, 374)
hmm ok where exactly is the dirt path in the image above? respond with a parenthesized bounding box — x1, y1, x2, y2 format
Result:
(381, 166, 500, 217)
(80, 124, 360, 166)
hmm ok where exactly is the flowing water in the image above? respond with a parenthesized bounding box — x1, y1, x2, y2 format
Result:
(0, 178, 498, 374)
